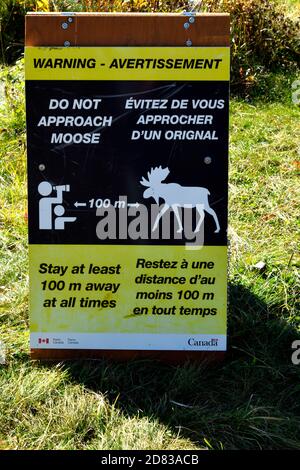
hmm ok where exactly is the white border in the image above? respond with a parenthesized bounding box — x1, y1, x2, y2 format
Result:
(31, 333, 226, 351)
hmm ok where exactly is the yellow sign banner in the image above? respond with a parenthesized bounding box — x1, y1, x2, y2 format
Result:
(25, 46, 230, 81)
(29, 245, 227, 350)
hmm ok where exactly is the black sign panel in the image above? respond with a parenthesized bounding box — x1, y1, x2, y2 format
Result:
(26, 80, 228, 246)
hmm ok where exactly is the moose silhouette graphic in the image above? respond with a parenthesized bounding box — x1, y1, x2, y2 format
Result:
(140, 166, 220, 234)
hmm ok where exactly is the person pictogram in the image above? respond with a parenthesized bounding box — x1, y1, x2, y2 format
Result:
(38, 181, 76, 230)
(53, 205, 77, 230)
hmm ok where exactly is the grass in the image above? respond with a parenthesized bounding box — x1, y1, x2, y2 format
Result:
(285, 0, 300, 14)
(0, 56, 300, 449)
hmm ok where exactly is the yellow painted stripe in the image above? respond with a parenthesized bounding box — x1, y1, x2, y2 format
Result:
(25, 47, 230, 81)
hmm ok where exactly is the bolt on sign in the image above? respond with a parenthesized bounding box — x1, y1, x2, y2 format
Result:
(25, 13, 230, 361)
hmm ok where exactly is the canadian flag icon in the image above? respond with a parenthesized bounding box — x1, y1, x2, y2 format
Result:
(38, 338, 49, 344)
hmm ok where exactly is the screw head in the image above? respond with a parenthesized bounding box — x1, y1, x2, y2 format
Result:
(184, 22, 190, 29)
(68, 17, 73, 23)
(204, 157, 212, 165)
(186, 39, 193, 47)
(189, 16, 195, 24)
(39, 164, 46, 171)
(64, 41, 70, 47)
(61, 22, 68, 30)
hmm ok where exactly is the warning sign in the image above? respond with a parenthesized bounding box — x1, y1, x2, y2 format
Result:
(26, 46, 229, 351)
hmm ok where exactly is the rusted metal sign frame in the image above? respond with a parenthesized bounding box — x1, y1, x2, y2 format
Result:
(26, 12, 230, 363)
